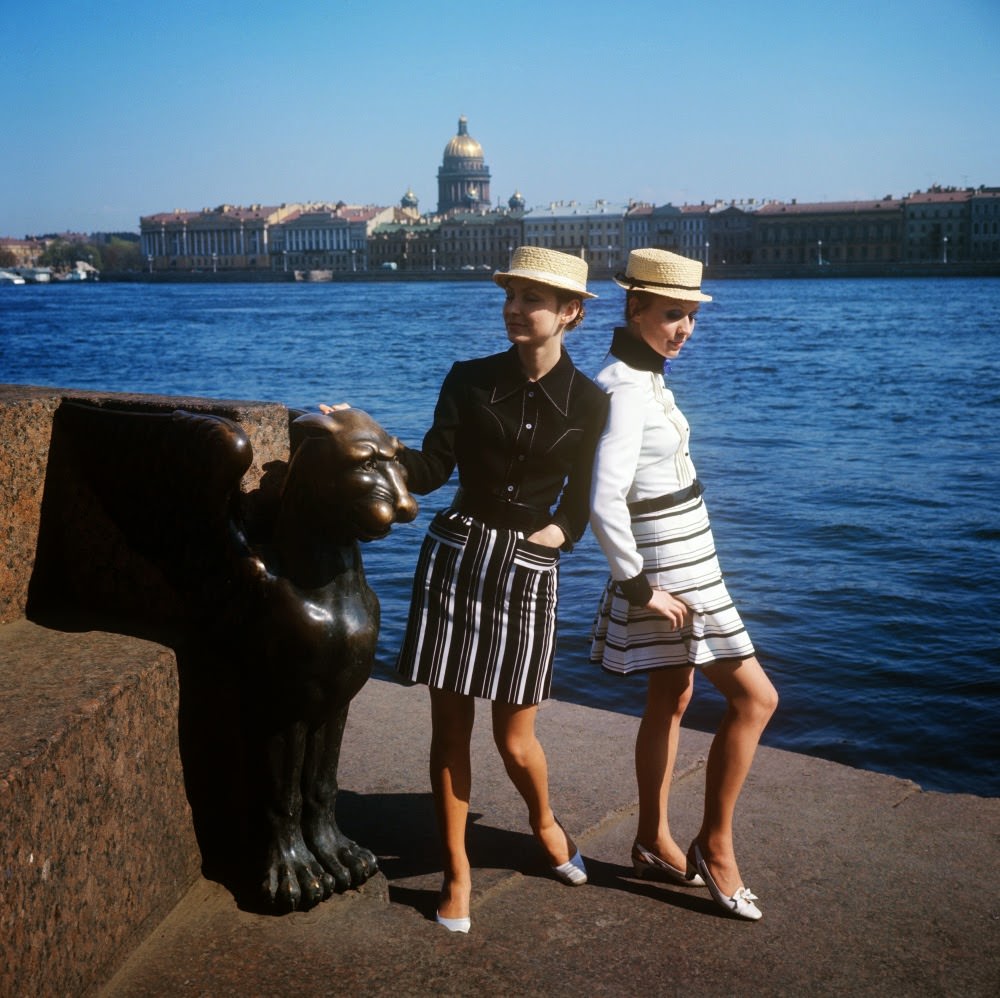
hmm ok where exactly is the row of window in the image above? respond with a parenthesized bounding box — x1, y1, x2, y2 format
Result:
(143, 232, 265, 256)
(280, 228, 356, 251)
(759, 225, 900, 243)
(759, 245, 893, 261)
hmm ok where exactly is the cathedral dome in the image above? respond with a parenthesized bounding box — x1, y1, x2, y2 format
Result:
(437, 115, 491, 214)
(443, 116, 483, 160)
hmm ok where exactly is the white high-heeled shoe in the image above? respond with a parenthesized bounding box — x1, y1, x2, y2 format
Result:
(692, 843, 762, 921)
(435, 910, 471, 933)
(632, 842, 705, 887)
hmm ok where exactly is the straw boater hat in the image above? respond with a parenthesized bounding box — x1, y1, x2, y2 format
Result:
(614, 248, 712, 302)
(493, 246, 597, 299)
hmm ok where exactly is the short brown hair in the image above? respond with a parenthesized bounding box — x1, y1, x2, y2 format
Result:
(624, 289, 655, 324)
(555, 290, 586, 331)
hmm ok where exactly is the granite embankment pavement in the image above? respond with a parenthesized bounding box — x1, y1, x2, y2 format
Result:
(103, 676, 999, 998)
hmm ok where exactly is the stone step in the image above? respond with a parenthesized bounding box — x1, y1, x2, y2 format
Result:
(100, 678, 1000, 997)
(0, 621, 201, 997)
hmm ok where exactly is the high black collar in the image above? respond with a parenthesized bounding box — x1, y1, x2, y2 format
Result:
(609, 327, 668, 374)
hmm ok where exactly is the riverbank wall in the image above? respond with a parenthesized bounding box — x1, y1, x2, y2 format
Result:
(2, 384, 998, 997)
(99, 260, 1000, 284)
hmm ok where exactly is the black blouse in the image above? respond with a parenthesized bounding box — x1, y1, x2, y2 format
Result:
(399, 346, 609, 549)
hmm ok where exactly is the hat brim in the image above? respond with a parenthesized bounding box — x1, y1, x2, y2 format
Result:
(613, 275, 712, 302)
(494, 268, 598, 299)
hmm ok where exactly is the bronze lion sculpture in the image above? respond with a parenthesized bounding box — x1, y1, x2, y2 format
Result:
(29, 402, 417, 912)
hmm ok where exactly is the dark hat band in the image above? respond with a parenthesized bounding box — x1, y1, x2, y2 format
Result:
(615, 272, 702, 293)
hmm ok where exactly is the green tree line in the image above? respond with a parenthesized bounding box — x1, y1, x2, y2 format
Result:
(37, 236, 144, 272)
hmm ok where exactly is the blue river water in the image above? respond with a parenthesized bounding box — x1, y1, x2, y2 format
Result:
(2, 277, 998, 796)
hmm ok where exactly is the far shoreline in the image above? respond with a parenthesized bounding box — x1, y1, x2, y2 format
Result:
(93, 260, 1000, 284)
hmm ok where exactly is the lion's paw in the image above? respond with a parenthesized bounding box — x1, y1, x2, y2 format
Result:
(305, 817, 379, 892)
(261, 831, 335, 912)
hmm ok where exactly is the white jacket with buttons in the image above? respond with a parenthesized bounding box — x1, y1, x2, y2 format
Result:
(589, 356, 698, 585)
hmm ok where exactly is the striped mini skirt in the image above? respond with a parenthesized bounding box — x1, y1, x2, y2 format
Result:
(396, 508, 560, 705)
(590, 489, 755, 675)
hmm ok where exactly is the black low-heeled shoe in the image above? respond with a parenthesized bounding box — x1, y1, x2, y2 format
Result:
(631, 842, 705, 887)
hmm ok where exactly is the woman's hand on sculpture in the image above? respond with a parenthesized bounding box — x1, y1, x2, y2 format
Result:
(646, 589, 692, 630)
(319, 403, 351, 414)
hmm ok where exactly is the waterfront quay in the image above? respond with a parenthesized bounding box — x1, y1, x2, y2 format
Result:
(100, 259, 1000, 283)
(3, 385, 996, 997)
(105, 677, 1000, 997)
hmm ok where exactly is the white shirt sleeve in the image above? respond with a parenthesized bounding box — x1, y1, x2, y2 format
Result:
(589, 378, 646, 583)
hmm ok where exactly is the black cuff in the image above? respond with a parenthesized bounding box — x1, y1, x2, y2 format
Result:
(616, 573, 653, 607)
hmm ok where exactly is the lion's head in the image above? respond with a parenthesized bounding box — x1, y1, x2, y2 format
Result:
(285, 409, 418, 542)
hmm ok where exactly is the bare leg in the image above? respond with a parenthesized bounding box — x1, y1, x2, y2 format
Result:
(429, 688, 475, 920)
(634, 666, 695, 870)
(693, 655, 778, 895)
(491, 701, 574, 865)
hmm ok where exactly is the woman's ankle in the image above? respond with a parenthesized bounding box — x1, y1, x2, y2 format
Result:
(438, 869, 472, 916)
(532, 815, 573, 866)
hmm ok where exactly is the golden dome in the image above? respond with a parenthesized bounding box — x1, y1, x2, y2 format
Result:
(443, 115, 483, 160)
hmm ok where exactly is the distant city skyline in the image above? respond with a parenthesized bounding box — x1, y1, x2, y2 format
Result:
(3, 0, 998, 237)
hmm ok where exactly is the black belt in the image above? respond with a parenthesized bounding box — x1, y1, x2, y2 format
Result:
(627, 480, 703, 516)
(453, 488, 548, 533)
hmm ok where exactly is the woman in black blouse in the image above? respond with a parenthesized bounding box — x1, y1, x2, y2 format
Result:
(395, 246, 609, 932)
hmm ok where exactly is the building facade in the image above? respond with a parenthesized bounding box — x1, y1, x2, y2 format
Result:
(969, 189, 1000, 262)
(267, 203, 396, 273)
(437, 211, 521, 272)
(0, 238, 46, 266)
(677, 204, 712, 263)
(521, 200, 629, 274)
(139, 204, 297, 272)
(623, 203, 654, 258)
(903, 188, 973, 263)
(753, 198, 904, 265)
(367, 217, 440, 271)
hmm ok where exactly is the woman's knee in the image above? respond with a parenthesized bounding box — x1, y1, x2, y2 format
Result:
(431, 725, 471, 759)
(493, 727, 537, 769)
(647, 667, 695, 718)
(672, 678, 695, 716)
(710, 657, 778, 724)
(759, 679, 779, 718)
(430, 690, 475, 753)
(491, 702, 540, 767)
(738, 674, 779, 727)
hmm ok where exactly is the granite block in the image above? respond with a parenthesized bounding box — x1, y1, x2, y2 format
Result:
(0, 621, 200, 997)
(0, 384, 298, 994)
(0, 388, 61, 624)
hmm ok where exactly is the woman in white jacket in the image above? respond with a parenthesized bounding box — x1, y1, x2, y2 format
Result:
(589, 249, 778, 921)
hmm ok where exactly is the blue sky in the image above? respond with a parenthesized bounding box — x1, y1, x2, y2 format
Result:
(2, 0, 998, 237)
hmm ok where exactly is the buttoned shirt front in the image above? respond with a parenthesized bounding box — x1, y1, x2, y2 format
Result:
(400, 346, 609, 548)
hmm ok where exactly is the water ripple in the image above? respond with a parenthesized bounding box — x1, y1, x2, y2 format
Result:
(3, 276, 998, 796)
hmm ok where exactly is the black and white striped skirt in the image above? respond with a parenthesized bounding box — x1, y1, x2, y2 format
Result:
(590, 491, 754, 675)
(396, 509, 560, 705)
